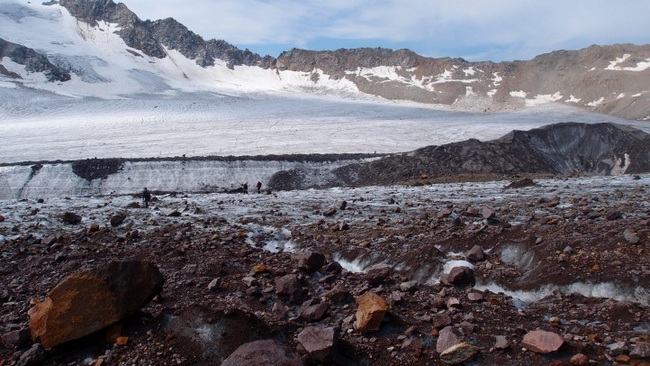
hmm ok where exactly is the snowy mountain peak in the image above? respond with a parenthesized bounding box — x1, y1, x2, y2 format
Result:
(1, 0, 649, 120)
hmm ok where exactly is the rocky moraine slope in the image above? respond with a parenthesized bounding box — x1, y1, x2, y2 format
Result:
(1, 122, 650, 365)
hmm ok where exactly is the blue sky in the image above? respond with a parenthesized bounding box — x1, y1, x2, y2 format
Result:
(122, 0, 649, 62)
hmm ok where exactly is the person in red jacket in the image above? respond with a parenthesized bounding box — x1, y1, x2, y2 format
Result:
(255, 181, 262, 193)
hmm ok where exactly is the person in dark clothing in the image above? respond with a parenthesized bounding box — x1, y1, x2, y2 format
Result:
(142, 187, 151, 207)
(243, 183, 248, 193)
(256, 181, 262, 193)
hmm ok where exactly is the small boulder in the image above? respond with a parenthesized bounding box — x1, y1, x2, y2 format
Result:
(521, 330, 564, 353)
(322, 283, 349, 303)
(440, 342, 479, 365)
(505, 178, 536, 189)
(299, 299, 329, 322)
(323, 207, 337, 217)
(605, 210, 622, 220)
(466, 245, 486, 262)
(442, 266, 475, 287)
(17, 343, 45, 366)
(2, 328, 30, 349)
(221, 339, 303, 366)
(570, 353, 589, 365)
(623, 228, 640, 244)
(62, 212, 82, 225)
(354, 291, 389, 332)
(630, 342, 650, 358)
(293, 251, 325, 273)
(207, 277, 222, 292)
(436, 326, 463, 353)
(399, 281, 418, 292)
(481, 207, 495, 219)
(432, 313, 452, 329)
(28, 261, 164, 349)
(493, 335, 509, 350)
(110, 212, 127, 227)
(365, 264, 392, 285)
(297, 326, 337, 363)
(275, 274, 304, 303)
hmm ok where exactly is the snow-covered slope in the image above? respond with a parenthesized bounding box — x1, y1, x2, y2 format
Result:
(0, 0, 353, 97)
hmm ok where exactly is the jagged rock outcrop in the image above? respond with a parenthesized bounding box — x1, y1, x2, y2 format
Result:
(0, 38, 70, 82)
(58, 0, 262, 68)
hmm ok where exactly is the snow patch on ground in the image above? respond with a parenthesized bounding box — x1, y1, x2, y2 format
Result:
(525, 92, 563, 106)
(510, 90, 527, 98)
(587, 97, 605, 107)
(476, 282, 650, 306)
(605, 54, 650, 71)
(566, 95, 581, 103)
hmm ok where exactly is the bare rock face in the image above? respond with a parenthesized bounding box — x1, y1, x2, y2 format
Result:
(297, 326, 337, 363)
(221, 339, 303, 366)
(28, 261, 164, 349)
(354, 291, 389, 332)
(0, 38, 71, 82)
(521, 330, 564, 354)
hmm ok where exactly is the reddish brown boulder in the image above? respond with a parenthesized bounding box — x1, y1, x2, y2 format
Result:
(436, 326, 463, 353)
(522, 330, 564, 353)
(28, 261, 164, 349)
(275, 274, 304, 303)
(442, 266, 475, 286)
(365, 264, 392, 285)
(299, 299, 329, 322)
(110, 212, 127, 227)
(466, 245, 486, 262)
(297, 326, 337, 363)
(293, 251, 325, 273)
(570, 353, 589, 365)
(354, 291, 389, 332)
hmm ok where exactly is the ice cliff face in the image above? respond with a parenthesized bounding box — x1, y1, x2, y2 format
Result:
(1, 0, 649, 119)
(0, 158, 358, 200)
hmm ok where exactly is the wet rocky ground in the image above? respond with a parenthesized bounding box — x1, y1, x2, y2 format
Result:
(1, 174, 649, 365)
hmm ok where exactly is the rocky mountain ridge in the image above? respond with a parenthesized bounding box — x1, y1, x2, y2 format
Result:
(1, 0, 649, 119)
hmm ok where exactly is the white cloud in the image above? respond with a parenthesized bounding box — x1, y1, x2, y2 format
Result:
(121, 0, 650, 61)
